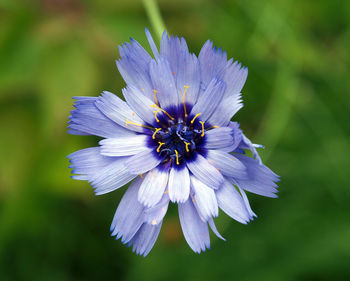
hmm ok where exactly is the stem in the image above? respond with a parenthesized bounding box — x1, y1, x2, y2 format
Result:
(142, 0, 166, 40)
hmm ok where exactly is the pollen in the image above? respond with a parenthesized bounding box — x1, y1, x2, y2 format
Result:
(151, 219, 157, 225)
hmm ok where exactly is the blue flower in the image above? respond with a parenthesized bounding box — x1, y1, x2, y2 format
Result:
(68, 29, 279, 256)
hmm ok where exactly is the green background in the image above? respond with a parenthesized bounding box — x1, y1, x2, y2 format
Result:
(1, 0, 349, 280)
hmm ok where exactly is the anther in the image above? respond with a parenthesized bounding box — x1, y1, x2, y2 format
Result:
(190, 113, 201, 124)
(152, 128, 161, 139)
(184, 141, 190, 152)
(199, 121, 205, 137)
(157, 142, 165, 152)
(174, 150, 179, 165)
(182, 85, 189, 118)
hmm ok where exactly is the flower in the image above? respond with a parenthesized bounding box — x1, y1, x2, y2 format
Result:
(68, 28, 279, 256)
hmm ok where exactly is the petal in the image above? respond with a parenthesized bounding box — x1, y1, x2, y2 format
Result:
(208, 218, 226, 241)
(95, 91, 147, 133)
(138, 167, 169, 207)
(160, 32, 189, 75)
(125, 148, 161, 175)
(204, 127, 234, 150)
(122, 85, 156, 125)
(198, 40, 228, 87)
(239, 133, 264, 164)
(190, 78, 225, 122)
(216, 179, 251, 224)
(206, 94, 243, 127)
(186, 154, 224, 189)
(68, 97, 134, 138)
(68, 147, 115, 180)
(238, 187, 257, 219)
(99, 135, 148, 156)
(222, 61, 248, 98)
(143, 193, 169, 225)
(230, 154, 279, 198)
(168, 166, 190, 203)
(90, 157, 137, 195)
(145, 27, 159, 59)
(176, 52, 200, 106)
(110, 177, 144, 243)
(178, 199, 210, 253)
(149, 57, 179, 108)
(191, 176, 219, 221)
(206, 150, 248, 179)
(128, 222, 162, 257)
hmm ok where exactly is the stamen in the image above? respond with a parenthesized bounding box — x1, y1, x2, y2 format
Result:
(207, 125, 219, 130)
(182, 85, 189, 118)
(153, 89, 159, 106)
(174, 150, 179, 165)
(151, 104, 174, 120)
(190, 113, 201, 124)
(157, 142, 165, 152)
(184, 141, 190, 152)
(199, 121, 205, 137)
(153, 110, 160, 122)
(126, 119, 153, 130)
(152, 128, 162, 139)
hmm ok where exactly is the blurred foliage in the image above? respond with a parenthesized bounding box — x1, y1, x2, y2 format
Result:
(0, 0, 350, 280)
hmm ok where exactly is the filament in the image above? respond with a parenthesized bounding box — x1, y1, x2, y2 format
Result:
(190, 113, 201, 124)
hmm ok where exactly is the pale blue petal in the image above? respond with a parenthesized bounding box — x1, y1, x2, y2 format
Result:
(204, 127, 234, 150)
(125, 148, 161, 175)
(68, 147, 114, 180)
(178, 199, 210, 253)
(128, 222, 162, 257)
(90, 158, 137, 195)
(206, 94, 243, 127)
(110, 177, 144, 243)
(216, 179, 251, 224)
(190, 176, 219, 222)
(122, 85, 156, 125)
(207, 150, 248, 179)
(143, 193, 169, 225)
(176, 52, 200, 106)
(168, 166, 190, 203)
(208, 218, 226, 241)
(95, 91, 147, 133)
(149, 57, 179, 108)
(68, 97, 134, 138)
(231, 154, 279, 198)
(186, 154, 224, 189)
(222, 61, 248, 98)
(99, 135, 148, 156)
(190, 78, 225, 122)
(145, 28, 159, 58)
(238, 187, 257, 219)
(138, 167, 169, 207)
(239, 133, 263, 164)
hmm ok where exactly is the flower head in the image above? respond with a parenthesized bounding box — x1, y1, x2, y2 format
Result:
(68, 29, 279, 256)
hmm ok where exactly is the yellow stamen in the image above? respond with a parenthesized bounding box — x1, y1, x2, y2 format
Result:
(152, 128, 162, 139)
(207, 125, 219, 130)
(151, 104, 174, 120)
(182, 85, 189, 118)
(153, 110, 160, 122)
(190, 112, 201, 124)
(138, 174, 143, 178)
(184, 141, 190, 152)
(174, 150, 179, 165)
(126, 119, 153, 130)
(157, 142, 165, 152)
(199, 121, 205, 137)
(153, 89, 159, 106)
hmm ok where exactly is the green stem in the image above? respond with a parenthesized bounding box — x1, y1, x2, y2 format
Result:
(142, 0, 166, 40)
